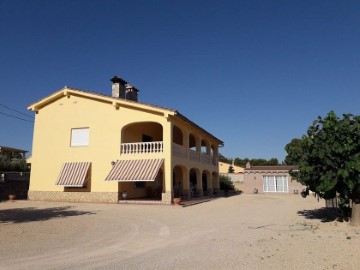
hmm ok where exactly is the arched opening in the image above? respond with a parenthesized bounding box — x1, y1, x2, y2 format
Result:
(202, 171, 207, 192)
(201, 139, 209, 154)
(122, 122, 163, 143)
(189, 133, 197, 151)
(189, 169, 198, 198)
(121, 122, 163, 154)
(173, 125, 183, 145)
(173, 165, 184, 197)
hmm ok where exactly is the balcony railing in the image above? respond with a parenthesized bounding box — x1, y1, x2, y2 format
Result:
(189, 149, 200, 161)
(172, 143, 218, 166)
(120, 142, 218, 165)
(121, 141, 163, 155)
(172, 143, 187, 158)
(201, 153, 211, 163)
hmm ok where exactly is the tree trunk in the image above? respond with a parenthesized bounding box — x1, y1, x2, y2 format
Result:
(351, 202, 360, 226)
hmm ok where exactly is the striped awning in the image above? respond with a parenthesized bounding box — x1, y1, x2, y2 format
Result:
(105, 159, 164, 182)
(55, 162, 91, 187)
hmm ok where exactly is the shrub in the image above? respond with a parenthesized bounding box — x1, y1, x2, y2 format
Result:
(219, 175, 235, 191)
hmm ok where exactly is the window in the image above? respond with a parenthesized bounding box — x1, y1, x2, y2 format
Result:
(71, 128, 89, 147)
(263, 175, 288, 192)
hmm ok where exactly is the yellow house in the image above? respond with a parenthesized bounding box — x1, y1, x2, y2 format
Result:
(218, 161, 244, 174)
(27, 76, 223, 204)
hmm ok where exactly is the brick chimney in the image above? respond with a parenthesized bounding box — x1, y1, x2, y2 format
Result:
(110, 76, 127, 99)
(125, 84, 139, 102)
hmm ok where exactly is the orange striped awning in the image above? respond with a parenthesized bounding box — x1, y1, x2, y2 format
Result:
(55, 162, 91, 187)
(105, 159, 164, 182)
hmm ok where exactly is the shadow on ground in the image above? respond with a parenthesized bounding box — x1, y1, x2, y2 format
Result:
(297, 207, 342, 223)
(0, 206, 97, 224)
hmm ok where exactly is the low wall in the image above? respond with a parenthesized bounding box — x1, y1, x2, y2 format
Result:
(28, 191, 119, 203)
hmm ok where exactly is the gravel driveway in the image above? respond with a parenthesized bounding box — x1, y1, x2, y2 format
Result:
(1, 194, 359, 270)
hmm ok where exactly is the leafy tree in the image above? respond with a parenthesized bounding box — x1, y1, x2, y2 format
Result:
(228, 165, 235, 173)
(0, 156, 29, 172)
(268, 158, 279, 166)
(0, 156, 11, 171)
(219, 175, 235, 191)
(284, 138, 303, 165)
(286, 111, 360, 224)
(234, 158, 249, 167)
(219, 153, 232, 164)
(233, 157, 279, 167)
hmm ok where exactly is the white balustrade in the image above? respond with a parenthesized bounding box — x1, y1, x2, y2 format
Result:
(121, 141, 163, 155)
(121, 141, 218, 166)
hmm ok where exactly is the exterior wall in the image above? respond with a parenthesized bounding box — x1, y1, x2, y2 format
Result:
(220, 173, 244, 191)
(243, 171, 305, 194)
(29, 90, 222, 203)
(29, 94, 168, 195)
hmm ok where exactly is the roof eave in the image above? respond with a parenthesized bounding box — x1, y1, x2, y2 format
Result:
(175, 111, 224, 145)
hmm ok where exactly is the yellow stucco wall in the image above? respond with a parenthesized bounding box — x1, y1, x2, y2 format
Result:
(28, 89, 222, 201)
(29, 93, 170, 193)
(218, 162, 244, 174)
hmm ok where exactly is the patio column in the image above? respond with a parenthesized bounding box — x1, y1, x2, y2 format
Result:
(213, 173, 220, 194)
(196, 169, 203, 197)
(162, 119, 173, 203)
(183, 130, 189, 159)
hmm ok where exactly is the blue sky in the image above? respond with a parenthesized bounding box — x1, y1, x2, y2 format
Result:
(1, 0, 360, 162)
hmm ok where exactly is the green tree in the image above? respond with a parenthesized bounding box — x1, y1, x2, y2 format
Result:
(228, 165, 235, 173)
(219, 153, 232, 164)
(234, 158, 249, 167)
(0, 156, 29, 172)
(286, 111, 360, 225)
(234, 157, 279, 167)
(284, 138, 303, 165)
(219, 175, 235, 191)
(268, 158, 279, 166)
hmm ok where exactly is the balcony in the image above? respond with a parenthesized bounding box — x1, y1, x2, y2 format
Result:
(121, 141, 163, 155)
(172, 143, 218, 166)
(120, 142, 218, 166)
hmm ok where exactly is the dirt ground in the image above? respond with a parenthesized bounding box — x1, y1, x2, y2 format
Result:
(1, 194, 360, 270)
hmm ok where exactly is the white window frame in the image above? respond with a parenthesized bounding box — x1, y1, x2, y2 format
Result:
(70, 128, 90, 147)
(263, 175, 288, 192)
